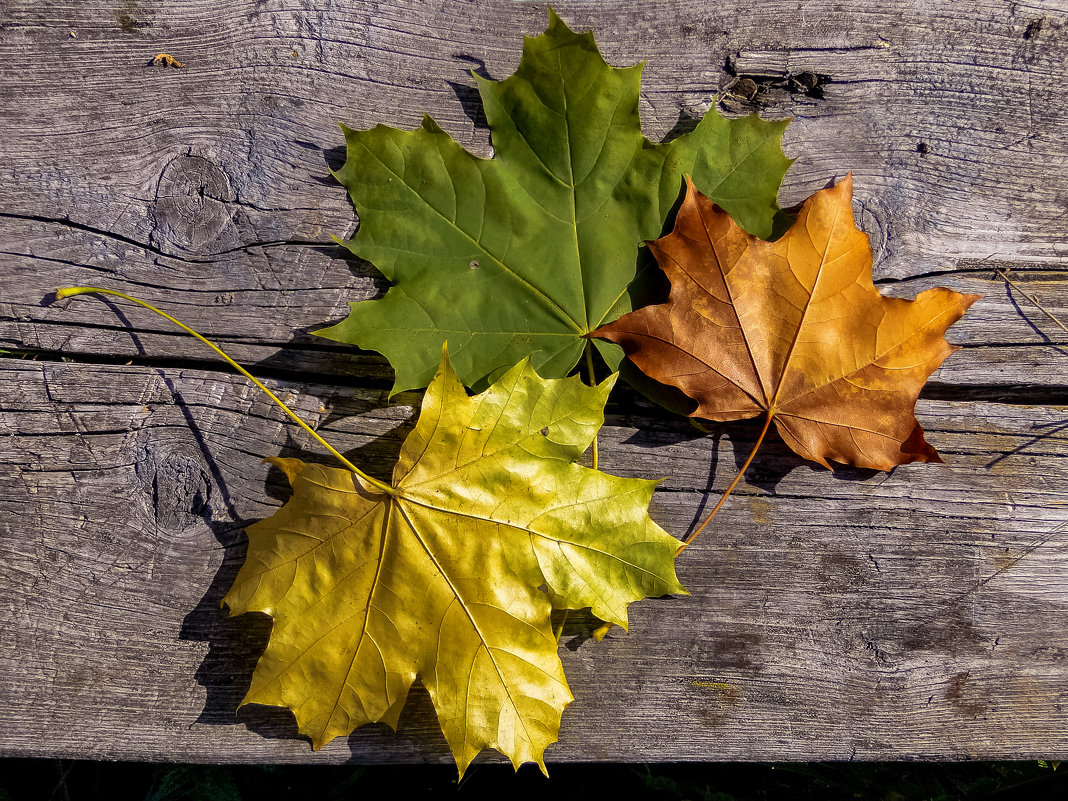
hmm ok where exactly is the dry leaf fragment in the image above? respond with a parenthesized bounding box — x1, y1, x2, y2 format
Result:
(594, 175, 979, 471)
(150, 53, 184, 68)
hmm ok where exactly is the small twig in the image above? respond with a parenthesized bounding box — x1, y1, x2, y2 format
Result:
(997, 268, 1068, 336)
(49, 760, 72, 801)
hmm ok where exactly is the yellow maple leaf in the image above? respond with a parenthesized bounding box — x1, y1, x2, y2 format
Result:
(222, 349, 684, 774)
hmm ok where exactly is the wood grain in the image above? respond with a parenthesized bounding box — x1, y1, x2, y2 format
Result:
(2, 361, 1066, 762)
(2, 0, 1067, 765)
(2, 0, 1066, 386)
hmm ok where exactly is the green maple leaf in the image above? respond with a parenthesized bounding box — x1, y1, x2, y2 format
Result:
(317, 9, 791, 394)
(222, 349, 684, 774)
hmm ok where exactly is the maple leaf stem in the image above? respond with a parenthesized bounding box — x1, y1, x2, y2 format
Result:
(677, 413, 774, 555)
(997, 268, 1068, 335)
(54, 286, 396, 496)
(584, 340, 599, 471)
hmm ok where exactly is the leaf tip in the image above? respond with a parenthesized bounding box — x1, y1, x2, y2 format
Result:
(454, 751, 477, 781)
(420, 114, 444, 134)
(336, 122, 357, 149)
(428, 339, 468, 400)
(437, 339, 455, 374)
(545, 5, 575, 37)
(597, 370, 620, 394)
(899, 423, 943, 466)
(541, 5, 600, 56)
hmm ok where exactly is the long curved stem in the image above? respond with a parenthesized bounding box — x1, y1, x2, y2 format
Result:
(584, 341, 599, 470)
(589, 415, 772, 643)
(56, 286, 395, 495)
(677, 413, 773, 555)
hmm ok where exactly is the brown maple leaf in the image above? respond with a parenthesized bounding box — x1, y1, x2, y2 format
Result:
(593, 174, 979, 472)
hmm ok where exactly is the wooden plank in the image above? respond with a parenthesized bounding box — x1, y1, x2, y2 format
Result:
(3, 214, 1066, 388)
(2, 1, 1067, 386)
(1, 362, 1066, 762)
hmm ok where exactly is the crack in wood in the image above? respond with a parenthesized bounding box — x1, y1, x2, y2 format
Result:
(0, 212, 331, 265)
(4, 346, 1067, 406)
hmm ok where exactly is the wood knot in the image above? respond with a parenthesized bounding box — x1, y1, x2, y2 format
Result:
(152, 154, 237, 254)
(719, 52, 829, 115)
(135, 446, 213, 535)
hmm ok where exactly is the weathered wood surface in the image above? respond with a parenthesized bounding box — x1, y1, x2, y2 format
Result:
(1, 0, 1067, 765)
(4, 362, 1068, 762)
(2, 0, 1067, 384)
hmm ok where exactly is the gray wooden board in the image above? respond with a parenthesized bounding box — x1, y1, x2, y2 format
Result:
(1, 0, 1068, 766)
(1, 362, 1067, 763)
(2, 0, 1067, 384)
